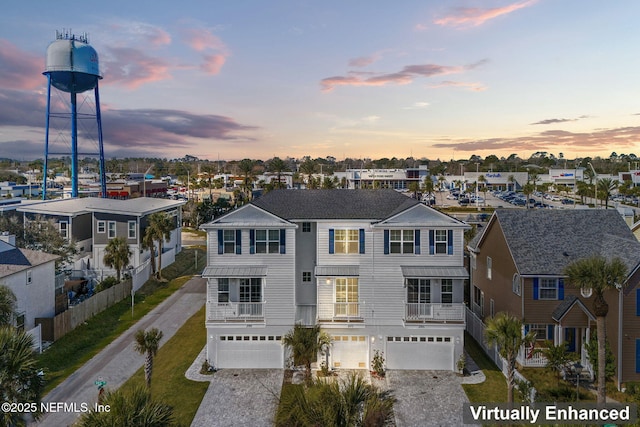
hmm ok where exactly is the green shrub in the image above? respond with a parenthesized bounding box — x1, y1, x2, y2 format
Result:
(95, 276, 119, 293)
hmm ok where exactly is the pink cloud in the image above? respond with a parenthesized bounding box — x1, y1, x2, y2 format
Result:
(0, 39, 43, 90)
(182, 28, 227, 52)
(102, 47, 172, 89)
(107, 22, 172, 48)
(435, 0, 537, 27)
(321, 61, 486, 92)
(201, 54, 226, 75)
(349, 55, 379, 68)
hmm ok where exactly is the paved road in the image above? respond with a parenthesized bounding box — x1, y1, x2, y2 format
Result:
(34, 276, 206, 427)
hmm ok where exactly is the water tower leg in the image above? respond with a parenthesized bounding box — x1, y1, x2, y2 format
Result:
(70, 91, 78, 198)
(94, 83, 107, 198)
(43, 76, 52, 200)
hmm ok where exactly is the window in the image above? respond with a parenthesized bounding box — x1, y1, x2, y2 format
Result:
(15, 312, 25, 332)
(128, 221, 136, 239)
(256, 229, 280, 254)
(335, 278, 358, 316)
(441, 279, 453, 304)
(540, 278, 558, 300)
(223, 230, 236, 254)
(302, 271, 312, 283)
(97, 220, 106, 233)
(407, 279, 431, 303)
(487, 257, 492, 280)
(240, 278, 262, 302)
(26, 270, 32, 285)
(218, 278, 229, 303)
(490, 299, 495, 317)
(334, 229, 359, 254)
(390, 230, 414, 254)
(512, 273, 521, 296)
(471, 253, 476, 270)
(59, 221, 68, 238)
(107, 221, 116, 239)
(302, 222, 311, 232)
(435, 230, 448, 254)
(528, 324, 553, 342)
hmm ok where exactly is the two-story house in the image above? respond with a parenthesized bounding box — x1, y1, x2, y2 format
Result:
(15, 197, 185, 271)
(0, 233, 59, 334)
(468, 209, 640, 389)
(201, 189, 470, 371)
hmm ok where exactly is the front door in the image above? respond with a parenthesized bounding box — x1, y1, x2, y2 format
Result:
(564, 328, 576, 352)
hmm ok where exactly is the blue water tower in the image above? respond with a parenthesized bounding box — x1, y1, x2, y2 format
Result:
(43, 30, 107, 198)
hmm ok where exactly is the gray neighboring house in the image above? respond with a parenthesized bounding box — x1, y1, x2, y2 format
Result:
(201, 189, 470, 371)
(15, 197, 186, 271)
(0, 233, 59, 333)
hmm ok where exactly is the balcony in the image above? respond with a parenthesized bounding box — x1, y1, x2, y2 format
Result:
(404, 303, 465, 323)
(317, 302, 363, 323)
(207, 302, 264, 323)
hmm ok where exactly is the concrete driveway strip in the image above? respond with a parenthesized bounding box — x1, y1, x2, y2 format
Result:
(34, 276, 206, 427)
(388, 370, 468, 427)
(190, 369, 284, 427)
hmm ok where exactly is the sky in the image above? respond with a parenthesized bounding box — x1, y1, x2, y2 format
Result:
(1, 1, 640, 162)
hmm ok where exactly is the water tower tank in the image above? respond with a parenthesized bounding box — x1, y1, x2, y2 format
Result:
(44, 30, 101, 93)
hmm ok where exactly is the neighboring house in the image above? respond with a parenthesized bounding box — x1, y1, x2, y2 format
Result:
(0, 233, 59, 331)
(15, 197, 185, 271)
(467, 209, 640, 389)
(201, 189, 470, 371)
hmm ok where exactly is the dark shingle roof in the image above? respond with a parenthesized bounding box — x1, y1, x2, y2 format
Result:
(0, 240, 30, 266)
(251, 189, 419, 220)
(493, 209, 640, 276)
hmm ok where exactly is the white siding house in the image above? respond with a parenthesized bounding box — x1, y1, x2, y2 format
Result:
(201, 189, 470, 371)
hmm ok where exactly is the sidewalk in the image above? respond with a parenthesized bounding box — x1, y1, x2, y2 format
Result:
(33, 276, 206, 427)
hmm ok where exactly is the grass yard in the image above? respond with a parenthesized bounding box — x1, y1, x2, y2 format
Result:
(38, 247, 206, 393)
(120, 305, 209, 427)
(462, 332, 508, 403)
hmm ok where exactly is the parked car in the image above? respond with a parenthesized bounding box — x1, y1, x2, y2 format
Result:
(458, 198, 470, 206)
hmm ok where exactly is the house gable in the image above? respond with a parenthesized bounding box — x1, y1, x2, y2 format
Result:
(204, 204, 294, 228)
(375, 203, 469, 229)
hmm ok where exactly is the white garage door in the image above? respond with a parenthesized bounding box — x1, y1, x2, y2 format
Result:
(216, 335, 283, 369)
(331, 335, 368, 369)
(386, 336, 454, 370)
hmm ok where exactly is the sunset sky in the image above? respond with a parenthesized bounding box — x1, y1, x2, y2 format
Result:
(1, 1, 639, 162)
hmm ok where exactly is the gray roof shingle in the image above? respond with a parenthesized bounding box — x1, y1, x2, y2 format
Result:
(491, 209, 640, 276)
(251, 189, 419, 220)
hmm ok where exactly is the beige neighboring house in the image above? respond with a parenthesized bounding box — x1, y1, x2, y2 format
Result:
(0, 233, 59, 339)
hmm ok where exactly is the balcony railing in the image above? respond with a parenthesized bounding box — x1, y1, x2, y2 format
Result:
(207, 302, 264, 322)
(317, 302, 362, 322)
(404, 303, 465, 322)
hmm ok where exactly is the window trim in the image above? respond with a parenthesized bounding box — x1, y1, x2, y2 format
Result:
(434, 230, 448, 254)
(128, 220, 136, 239)
(255, 229, 280, 254)
(407, 278, 431, 304)
(539, 278, 559, 300)
(486, 256, 492, 280)
(107, 221, 116, 239)
(512, 273, 521, 296)
(59, 221, 68, 239)
(389, 229, 415, 254)
(218, 278, 229, 303)
(97, 220, 106, 233)
(333, 229, 360, 254)
(302, 271, 312, 283)
(441, 279, 453, 304)
(302, 222, 311, 233)
(223, 229, 236, 254)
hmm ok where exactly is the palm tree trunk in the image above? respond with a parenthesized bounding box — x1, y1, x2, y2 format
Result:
(507, 360, 515, 403)
(596, 315, 606, 404)
(145, 352, 153, 389)
(156, 240, 164, 280)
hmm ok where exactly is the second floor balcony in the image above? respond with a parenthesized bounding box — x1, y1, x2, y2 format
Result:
(404, 302, 465, 323)
(317, 302, 363, 323)
(207, 302, 264, 323)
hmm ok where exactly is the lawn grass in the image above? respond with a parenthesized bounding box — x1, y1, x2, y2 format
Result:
(462, 332, 508, 403)
(120, 305, 209, 427)
(38, 247, 206, 394)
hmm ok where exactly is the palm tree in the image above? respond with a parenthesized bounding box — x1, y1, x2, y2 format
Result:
(537, 341, 578, 385)
(141, 228, 157, 278)
(237, 158, 255, 200)
(0, 285, 16, 326)
(103, 237, 131, 282)
(477, 174, 487, 206)
(564, 256, 627, 404)
(276, 372, 395, 427)
(485, 312, 536, 403)
(298, 159, 317, 188)
(282, 324, 324, 380)
(134, 328, 164, 389)
(145, 212, 175, 280)
(0, 327, 44, 427)
(268, 157, 289, 189)
(597, 178, 617, 209)
(77, 385, 173, 427)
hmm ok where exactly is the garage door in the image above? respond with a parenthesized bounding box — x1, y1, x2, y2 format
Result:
(216, 335, 283, 369)
(386, 336, 453, 370)
(331, 335, 368, 369)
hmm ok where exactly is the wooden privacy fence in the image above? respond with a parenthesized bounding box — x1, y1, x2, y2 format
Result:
(45, 280, 132, 341)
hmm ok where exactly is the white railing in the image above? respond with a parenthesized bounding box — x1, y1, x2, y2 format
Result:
(208, 302, 264, 322)
(517, 346, 548, 367)
(317, 302, 361, 322)
(405, 303, 465, 321)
